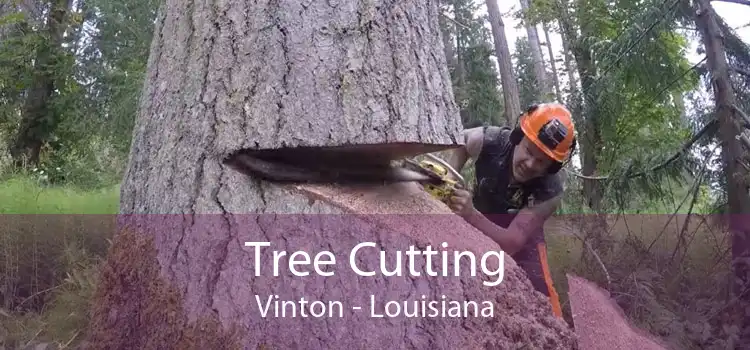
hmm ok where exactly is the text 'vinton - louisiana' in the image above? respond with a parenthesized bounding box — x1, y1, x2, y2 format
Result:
(255, 294, 495, 318)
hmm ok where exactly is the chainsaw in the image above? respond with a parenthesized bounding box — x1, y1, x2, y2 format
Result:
(224, 147, 467, 204)
(401, 154, 466, 203)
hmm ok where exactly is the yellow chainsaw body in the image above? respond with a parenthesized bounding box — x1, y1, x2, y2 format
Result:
(416, 159, 460, 203)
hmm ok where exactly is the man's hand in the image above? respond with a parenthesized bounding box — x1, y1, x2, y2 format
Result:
(447, 188, 475, 217)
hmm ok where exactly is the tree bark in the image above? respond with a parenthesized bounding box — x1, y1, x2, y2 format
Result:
(84, 0, 577, 348)
(485, 0, 521, 125)
(117, 0, 468, 215)
(694, 0, 750, 344)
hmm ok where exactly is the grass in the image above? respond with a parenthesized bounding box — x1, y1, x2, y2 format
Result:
(0, 176, 120, 214)
(0, 176, 119, 349)
(0, 174, 737, 350)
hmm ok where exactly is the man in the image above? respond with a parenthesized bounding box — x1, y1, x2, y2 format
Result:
(444, 102, 577, 319)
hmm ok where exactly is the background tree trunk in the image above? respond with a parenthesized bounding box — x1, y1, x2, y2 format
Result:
(438, 1, 456, 73)
(556, 3, 603, 213)
(560, 32, 578, 102)
(453, 0, 466, 87)
(10, 0, 72, 167)
(519, 0, 550, 101)
(694, 0, 750, 344)
(542, 23, 563, 102)
(84, 0, 576, 348)
(485, 0, 521, 125)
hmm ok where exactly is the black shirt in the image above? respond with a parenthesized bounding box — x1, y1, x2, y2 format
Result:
(471, 126, 563, 258)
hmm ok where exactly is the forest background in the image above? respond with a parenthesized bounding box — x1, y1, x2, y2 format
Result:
(1, 0, 750, 349)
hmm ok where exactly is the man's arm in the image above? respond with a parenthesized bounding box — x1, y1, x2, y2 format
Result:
(462, 194, 561, 255)
(457, 173, 564, 254)
(444, 127, 484, 174)
(497, 175, 565, 253)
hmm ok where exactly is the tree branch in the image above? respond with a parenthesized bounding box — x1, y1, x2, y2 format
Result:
(439, 12, 470, 30)
(739, 133, 750, 150)
(733, 104, 750, 127)
(730, 66, 750, 79)
(728, 106, 750, 149)
(566, 119, 718, 181)
(712, 0, 750, 6)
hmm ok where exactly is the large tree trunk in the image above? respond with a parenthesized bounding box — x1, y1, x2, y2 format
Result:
(694, 0, 750, 344)
(84, 0, 577, 348)
(117, 0, 467, 215)
(485, 0, 521, 125)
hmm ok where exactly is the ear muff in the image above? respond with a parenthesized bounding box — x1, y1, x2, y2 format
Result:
(510, 126, 523, 145)
(547, 135, 577, 174)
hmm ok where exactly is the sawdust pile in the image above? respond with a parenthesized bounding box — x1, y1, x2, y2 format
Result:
(285, 182, 579, 349)
(567, 274, 668, 350)
(85, 181, 577, 349)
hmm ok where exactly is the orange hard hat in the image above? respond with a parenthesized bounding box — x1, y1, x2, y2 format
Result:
(519, 103, 576, 163)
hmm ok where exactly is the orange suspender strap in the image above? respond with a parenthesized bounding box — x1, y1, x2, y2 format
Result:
(537, 242, 563, 318)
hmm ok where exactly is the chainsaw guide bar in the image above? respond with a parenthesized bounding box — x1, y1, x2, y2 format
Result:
(224, 151, 439, 185)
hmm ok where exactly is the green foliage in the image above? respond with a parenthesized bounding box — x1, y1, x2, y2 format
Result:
(520, 0, 560, 25)
(0, 176, 119, 214)
(0, 0, 159, 189)
(556, 0, 701, 212)
(83, 0, 160, 154)
(446, 0, 504, 127)
(458, 44, 504, 127)
(0, 16, 39, 135)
